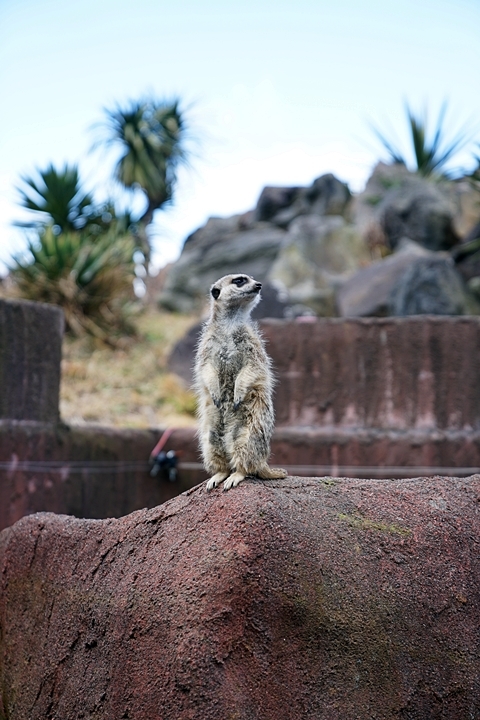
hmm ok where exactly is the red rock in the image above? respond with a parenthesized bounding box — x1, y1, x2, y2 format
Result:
(1, 475, 479, 719)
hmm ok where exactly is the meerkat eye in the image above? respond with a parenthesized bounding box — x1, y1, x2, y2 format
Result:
(232, 276, 248, 287)
(211, 287, 221, 300)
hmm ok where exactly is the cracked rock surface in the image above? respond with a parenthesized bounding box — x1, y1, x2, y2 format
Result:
(1, 475, 479, 719)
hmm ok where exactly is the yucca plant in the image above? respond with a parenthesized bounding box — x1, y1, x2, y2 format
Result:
(16, 163, 96, 232)
(372, 102, 476, 178)
(96, 98, 189, 265)
(9, 225, 136, 342)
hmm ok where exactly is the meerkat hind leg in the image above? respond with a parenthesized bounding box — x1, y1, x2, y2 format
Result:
(206, 471, 230, 491)
(223, 471, 246, 491)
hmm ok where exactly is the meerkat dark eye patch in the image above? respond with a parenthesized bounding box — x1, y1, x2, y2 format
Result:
(211, 287, 221, 300)
(232, 276, 248, 287)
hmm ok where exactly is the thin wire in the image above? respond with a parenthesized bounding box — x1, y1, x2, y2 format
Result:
(0, 460, 478, 476)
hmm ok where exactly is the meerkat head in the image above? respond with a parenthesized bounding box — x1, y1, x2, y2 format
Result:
(209, 274, 262, 320)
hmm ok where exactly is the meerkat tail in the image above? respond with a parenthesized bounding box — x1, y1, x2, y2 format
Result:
(256, 464, 288, 479)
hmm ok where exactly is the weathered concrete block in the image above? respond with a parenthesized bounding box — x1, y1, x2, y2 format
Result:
(0, 299, 63, 422)
(1, 475, 478, 719)
(262, 317, 480, 431)
(0, 423, 203, 532)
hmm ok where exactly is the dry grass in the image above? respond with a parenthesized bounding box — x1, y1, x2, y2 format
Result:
(60, 309, 199, 429)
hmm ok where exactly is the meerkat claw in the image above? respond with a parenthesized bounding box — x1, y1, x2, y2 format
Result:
(206, 472, 228, 491)
(223, 472, 246, 490)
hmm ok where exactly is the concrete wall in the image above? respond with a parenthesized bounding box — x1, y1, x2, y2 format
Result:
(1, 300, 480, 531)
(0, 422, 205, 532)
(0, 299, 63, 423)
(262, 317, 480, 430)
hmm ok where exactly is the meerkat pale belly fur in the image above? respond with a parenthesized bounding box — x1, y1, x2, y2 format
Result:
(194, 273, 287, 491)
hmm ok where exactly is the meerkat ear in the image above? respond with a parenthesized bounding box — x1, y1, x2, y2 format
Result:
(211, 287, 221, 300)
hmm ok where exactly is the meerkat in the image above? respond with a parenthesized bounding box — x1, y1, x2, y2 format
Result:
(194, 273, 288, 491)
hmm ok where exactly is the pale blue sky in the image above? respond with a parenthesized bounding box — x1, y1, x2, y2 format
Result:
(1, 0, 479, 272)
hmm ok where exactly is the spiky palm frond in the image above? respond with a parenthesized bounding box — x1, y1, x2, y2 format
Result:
(9, 226, 136, 341)
(17, 164, 95, 232)
(371, 102, 476, 177)
(101, 98, 188, 212)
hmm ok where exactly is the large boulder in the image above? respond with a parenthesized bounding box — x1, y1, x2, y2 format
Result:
(268, 215, 370, 316)
(337, 240, 479, 318)
(337, 240, 430, 317)
(449, 180, 480, 239)
(352, 162, 460, 252)
(254, 185, 303, 222)
(304, 173, 352, 216)
(160, 217, 287, 313)
(159, 174, 354, 314)
(455, 227, 480, 284)
(390, 255, 480, 316)
(1, 475, 479, 720)
(255, 174, 351, 228)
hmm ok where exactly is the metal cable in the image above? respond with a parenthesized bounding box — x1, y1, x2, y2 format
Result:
(0, 460, 478, 476)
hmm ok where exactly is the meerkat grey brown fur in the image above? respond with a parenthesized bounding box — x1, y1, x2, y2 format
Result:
(194, 273, 287, 491)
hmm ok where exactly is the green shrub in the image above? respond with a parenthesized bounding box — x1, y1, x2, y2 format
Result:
(9, 225, 136, 342)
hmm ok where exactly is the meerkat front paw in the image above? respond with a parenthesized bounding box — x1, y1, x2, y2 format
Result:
(223, 471, 246, 490)
(206, 472, 229, 491)
(210, 394, 222, 409)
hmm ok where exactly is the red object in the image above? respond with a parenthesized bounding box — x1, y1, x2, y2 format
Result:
(150, 427, 174, 458)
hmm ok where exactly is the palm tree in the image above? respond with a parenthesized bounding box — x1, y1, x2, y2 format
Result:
(99, 98, 189, 265)
(371, 102, 476, 178)
(17, 163, 95, 232)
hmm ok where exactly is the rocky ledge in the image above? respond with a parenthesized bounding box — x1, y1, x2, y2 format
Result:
(159, 163, 480, 318)
(1, 475, 479, 719)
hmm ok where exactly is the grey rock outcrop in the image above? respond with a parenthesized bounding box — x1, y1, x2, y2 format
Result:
(455, 227, 480, 283)
(337, 240, 479, 318)
(254, 186, 302, 223)
(159, 174, 358, 315)
(160, 163, 480, 318)
(337, 240, 431, 317)
(160, 217, 287, 313)
(352, 162, 460, 252)
(390, 255, 480, 316)
(255, 173, 351, 228)
(449, 180, 480, 239)
(268, 215, 370, 316)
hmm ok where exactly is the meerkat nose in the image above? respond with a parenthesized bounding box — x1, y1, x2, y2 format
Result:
(255, 282, 262, 292)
